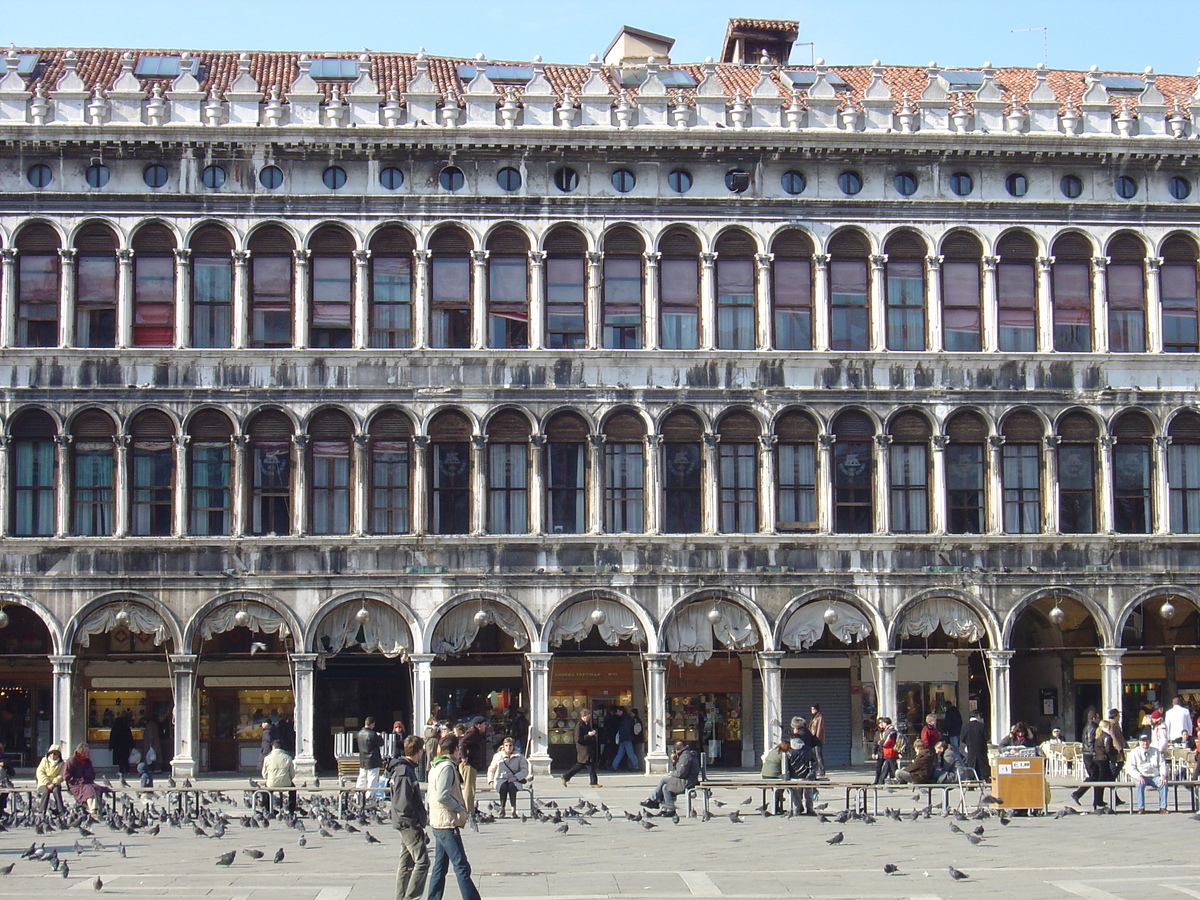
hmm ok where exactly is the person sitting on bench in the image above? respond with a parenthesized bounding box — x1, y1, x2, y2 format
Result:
(893, 739, 936, 784)
(639, 741, 699, 815)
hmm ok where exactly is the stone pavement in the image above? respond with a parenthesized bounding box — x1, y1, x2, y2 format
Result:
(0, 770, 1196, 900)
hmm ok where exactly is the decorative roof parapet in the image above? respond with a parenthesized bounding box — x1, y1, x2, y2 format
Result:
(225, 53, 263, 125)
(348, 53, 383, 126)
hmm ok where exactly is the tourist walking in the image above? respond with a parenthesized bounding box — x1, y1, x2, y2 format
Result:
(427, 735, 482, 900)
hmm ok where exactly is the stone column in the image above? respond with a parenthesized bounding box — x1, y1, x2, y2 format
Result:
(172, 434, 189, 537)
(586, 251, 602, 350)
(1044, 435, 1061, 534)
(470, 435, 486, 535)
(410, 654, 435, 751)
(812, 254, 830, 351)
(173, 248, 191, 349)
(817, 434, 835, 533)
(987, 435, 1005, 533)
(981, 255, 999, 352)
(1091, 256, 1109, 354)
(1153, 436, 1171, 534)
(873, 433, 891, 533)
(352, 433, 368, 535)
(1037, 256, 1055, 351)
(872, 651, 899, 723)
(930, 434, 947, 534)
(471, 250, 488, 349)
(352, 249, 371, 349)
(411, 436, 428, 536)
(643, 251, 660, 350)
(54, 433, 71, 537)
(292, 249, 311, 349)
(643, 434, 661, 534)
(986, 650, 1014, 745)
(231, 434, 248, 537)
(759, 651, 784, 759)
(701, 433, 719, 533)
(231, 250, 250, 349)
(758, 434, 778, 533)
(58, 248, 76, 348)
(291, 653, 318, 778)
(1098, 648, 1125, 723)
(0, 248, 17, 348)
(525, 651, 553, 775)
(1146, 257, 1164, 353)
(291, 435, 308, 535)
(699, 251, 717, 350)
(50, 655, 76, 752)
(529, 434, 545, 534)
(112, 434, 129, 538)
(755, 252, 773, 349)
(412, 250, 430, 350)
(585, 434, 604, 534)
(869, 254, 887, 352)
(926, 255, 944, 351)
(643, 653, 670, 772)
(0, 436, 9, 538)
(116, 248, 134, 349)
(528, 251, 546, 350)
(168, 654, 198, 778)
(1096, 435, 1115, 533)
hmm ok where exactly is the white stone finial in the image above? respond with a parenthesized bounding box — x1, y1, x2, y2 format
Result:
(1089, 64, 1098, 72)
(533, 55, 542, 63)
(181, 51, 191, 61)
(929, 60, 936, 68)
(704, 56, 713, 64)
(983, 61, 991, 68)
(760, 49, 770, 64)
(590, 54, 598, 63)
(475, 52, 484, 61)
(648, 55, 656, 65)
(872, 59, 881, 66)
(816, 57, 825, 66)
(1145, 66, 1153, 74)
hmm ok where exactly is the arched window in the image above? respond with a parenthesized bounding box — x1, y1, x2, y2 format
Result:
(486, 411, 530, 533)
(309, 409, 353, 534)
(997, 232, 1038, 352)
(771, 230, 812, 350)
(715, 231, 756, 350)
(189, 225, 233, 348)
(188, 410, 233, 536)
(1168, 411, 1200, 533)
(309, 226, 354, 349)
(602, 228, 644, 350)
(486, 227, 529, 349)
(662, 411, 703, 533)
(131, 225, 176, 347)
(828, 231, 870, 351)
(884, 232, 926, 351)
(942, 232, 982, 352)
(129, 410, 174, 536)
(429, 411, 471, 534)
(945, 411, 987, 534)
(429, 228, 472, 349)
(71, 410, 116, 535)
(1057, 412, 1097, 533)
(774, 411, 817, 532)
(603, 411, 645, 533)
(367, 410, 412, 534)
(369, 227, 414, 349)
(889, 412, 930, 533)
(1112, 411, 1153, 534)
(1051, 233, 1092, 352)
(544, 227, 587, 349)
(1161, 235, 1199, 353)
(659, 229, 699, 350)
(248, 226, 295, 348)
(546, 411, 587, 534)
(14, 225, 60, 348)
(10, 409, 56, 536)
(247, 410, 294, 535)
(717, 411, 759, 533)
(1107, 234, 1146, 353)
(1001, 411, 1043, 534)
(832, 411, 874, 533)
(75, 224, 118, 348)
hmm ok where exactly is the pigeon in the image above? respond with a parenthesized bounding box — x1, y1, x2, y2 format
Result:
(365, 831, 381, 844)
(640, 819, 656, 830)
(740, 796, 753, 806)
(948, 866, 969, 881)
(980, 794, 1002, 805)
(555, 823, 569, 834)
(949, 822, 964, 834)
(671, 814, 680, 825)
(0, 863, 11, 875)
(966, 833, 983, 845)
(273, 848, 285, 864)
(94, 875, 103, 892)
(118, 844, 127, 858)
(61, 862, 69, 878)
(826, 832, 844, 845)
(710, 799, 726, 808)
(973, 826, 985, 836)
(728, 811, 741, 824)
(250, 642, 268, 656)
(298, 835, 307, 847)
(883, 863, 899, 875)
(215, 850, 236, 867)
(73, 841, 85, 855)
(243, 848, 264, 859)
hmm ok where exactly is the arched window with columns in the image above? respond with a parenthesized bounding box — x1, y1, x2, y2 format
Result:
(997, 231, 1038, 352)
(546, 411, 587, 534)
(10, 409, 56, 536)
(771, 230, 813, 350)
(942, 231, 983, 351)
(71, 409, 116, 535)
(715, 231, 756, 350)
(131, 224, 176, 347)
(831, 411, 874, 533)
(247, 410, 294, 535)
(428, 410, 471, 534)
(884, 231, 926, 351)
(429, 227, 472, 349)
(662, 410, 703, 533)
(716, 411, 759, 532)
(367, 410, 412, 534)
(828, 231, 870, 351)
(1057, 411, 1098, 534)
(889, 411, 930, 533)
(248, 226, 295, 348)
(1112, 411, 1153, 534)
(1051, 232, 1093, 352)
(774, 410, 817, 532)
(486, 227, 530, 349)
(1106, 233, 1147, 353)
(14, 225, 60, 348)
(544, 227, 587, 349)
(188, 409, 233, 536)
(308, 409, 353, 535)
(129, 410, 174, 536)
(1161, 234, 1199, 353)
(368, 227, 414, 349)
(74, 223, 119, 349)
(659, 229, 700, 350)
(945, 411, 987, 534)
(603, 411, 644, 533)
(189, 225, 233, 349)
(1001, 411, 1043, 534)
(309, 225, 354, 349)
(602, 227, 644, 350)
(486, 410, 530, 533)
(1168, 411, 1200, 533)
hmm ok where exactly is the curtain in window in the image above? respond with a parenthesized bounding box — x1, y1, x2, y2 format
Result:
(488, 257, 529, 349)
(719, 443, 757, 533)
(76, 604, 168, 647)
(1052, 261, 1092, 351)
(665, 600, 758, 666)
(133, 256, 174, 347)
(942, 260, 981, 351)
(547, 442, 584, 534)
(830, 259, 869, 351)
(1003, 444, 1041, 533)
(1161, 264, 1198, 353)
(997, 261, 1037, 351)
(548, 599, 645, 647)
(17, 255, 59, 347)
(604, 443, 643, 533)
(314, 600, 412, 667)
(716, 259, 755, 350)
(603, 258, 642, 349)
(660, 259, 699, 350)
(430, 258, 470, 349)
(1169, 443, 1200, 533)
(370, 442, 409, 533)
(488, 443, 528, 534)
(1107, 263, 1145, 352)
(889, 443, 928, 532)
(776, 442, 816, 528)
(546, 258, 585, 349)
(430, 602, 529, 657)
(190, 444, 230, 535)
(897, 598, 984, 643)
(251, 256, 293, 347)
(773, 259, 812, 350)
(13, 439, 54, 536)
(886, 259, 925, 351)
(370, 256, 413, 348)
(199, 601, 289, 641)
(311, 441, 350, 534)
(192, 257, 232, 349)
(781, 600, 873, 649)
(74, 444, 113, 535)
(131, 442, 172, 536)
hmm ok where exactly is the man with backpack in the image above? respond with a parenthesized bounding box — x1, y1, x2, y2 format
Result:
(630, 708, 646, 769)
(388, 736, 429, 900)
(872, 717, 901, 784)
(786, 716, 820, 815)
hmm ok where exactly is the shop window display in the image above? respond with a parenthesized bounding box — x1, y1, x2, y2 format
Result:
(666, 693, 741, 764)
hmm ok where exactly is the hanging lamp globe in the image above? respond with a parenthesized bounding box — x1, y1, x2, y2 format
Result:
(355, 606, 371, 625)
(233, 608, 252, 628)
(822, 606, 840, 626)
(1161, 599, 1177, 622)
(707, 605, 723, 625)
(590, 607, 606, 626)
(113, 607, 131, 629)
(473, 608, 490, 627)
(1048, 605, 1065, 626)
(0, 608, 9, 629)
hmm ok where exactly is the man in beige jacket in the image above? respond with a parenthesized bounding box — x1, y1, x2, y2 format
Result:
(426, 735, 480, 900)
(260, 740, 296, 813)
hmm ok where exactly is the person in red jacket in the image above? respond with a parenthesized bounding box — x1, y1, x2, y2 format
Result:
(872, 718, 900, 784)
(920, 713, 940, 750)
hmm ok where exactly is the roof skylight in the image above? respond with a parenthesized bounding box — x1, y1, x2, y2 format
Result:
(456, 64, 533, 84)
(783, 70, 849, 90)
(1098, 74, 1145, 92)
(134, 55, 181, 77)
(308, 58, 360, 79)
(616, 68, 697, 88)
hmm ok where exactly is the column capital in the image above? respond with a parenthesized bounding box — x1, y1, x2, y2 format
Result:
(587, 433, 605, 449)
(758, 434, 778, 450)
(470, 249, 489, 265)
(289, 652, 318, 669)
(988, 434, 1006, 450)
(168, 653, 199, 668)
(232, 249, 250, 264)
(528, 250, 546, 266)
(353, 432, 369, 448)
(529, 433, 546, 449)
(413, 248, 431, 264)
(49, 654, 77, 670)
(755, 252, 774, 269)
(758, 650, 785, 666)
(869, 253, 888, 270)
(1037, 255, 1055, 271)
(813, 253, 830, 270)
(0, 248, 18, 263)
(1044, 435, 1062, 449)
(293, 248, 311, 264)
(524, 651, 554, 667)
(931, 434, 948, 451)
(173, 248, 192, 263)
(643, 251, 661, 266)
(1091, 255, 1110, 271)
(702, 432, 719, 448)
(470, 434, 486, 450)
(409, 652, 436, 667)
(57, 248, 77, 263)
(818, 433, 835, 449)
(925, 254, 944, 272)
(1154, 435, 1171, 451)
(874, 433, 893, 449)
(586, 251, 603, 266)
(1097, 647, 1126, 664)
(54, 433, 73, 447)
(982, 255, 999, 271)
(172, 434, 191, 449)
(644, 434, 662, 448)
(700, 251, 717, 267)
(1146, 256, 1163, 274)
(872, 650, 900, 666)
(292, 434, 309, 451)
(117, 248, 135, 263)
(412, 434, 430, 450)
(643, 652, 668, 670)
(985, 649, 1015, 664)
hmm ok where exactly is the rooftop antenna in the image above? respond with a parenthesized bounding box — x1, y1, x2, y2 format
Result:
(794, 41, 815, 67)
(1012, 26, 1048, 67)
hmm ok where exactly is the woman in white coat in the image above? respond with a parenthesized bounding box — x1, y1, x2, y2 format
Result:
(486, 737, 528, 817)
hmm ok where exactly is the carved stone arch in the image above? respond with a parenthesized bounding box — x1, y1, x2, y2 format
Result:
(423, 590, 539, 656)
(774, 588, 884, 652)
(660, 587, 773, 660)
(540, 589, 657, 653)
(244, 221, 299, 253)
(599, 223, 648, 255)
(825, 227, 873, 257)
(888, 588, 1000, 650)
(305, 590, 420, 661)
(184, 590, 302, 651)
(69, 218, 124, 251)
(1115, 585, 1200, 640)
(1003, 587, 1115, 649)
(8, 406, 64, 438)
(304, 221, 360, 253)
(423, 407, 478, 440)
(0, 590, 64, 655)
(64, 590, 184, 651)
(184, 219, 239, 252)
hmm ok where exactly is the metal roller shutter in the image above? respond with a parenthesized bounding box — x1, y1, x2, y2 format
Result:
(752, 669, 852, 767)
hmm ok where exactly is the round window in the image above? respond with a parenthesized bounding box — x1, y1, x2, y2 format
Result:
(949, 172, 973, 196)
(725, 169, 751, 193)
(553, 167, 579, 193)
(1115, 175, 1137, 199)
(1006, 172, 1028, 197)
(200, 165, 226, 190)
(27, 164, 52, 188)
(611, 169, 635, 193)
(1169, 175, 1192, 201)
(439, 166, 465, 191)
(323, 166, 347, 190)
(259, 166, 283, 190)
(1060, 174, 1083, 199)
(894, 172, 917, 196)
(143, 164, 168, 189)
(85, 163, 110, 189)
(781, 170, 805, 195)
(667, 169, 692, 193)
(838, 170, 863, 196)
(496, 167, 521, 191)
(380, 167, 404, 191)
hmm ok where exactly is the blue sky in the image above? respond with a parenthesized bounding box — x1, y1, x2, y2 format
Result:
(6, 1, 1198, 75)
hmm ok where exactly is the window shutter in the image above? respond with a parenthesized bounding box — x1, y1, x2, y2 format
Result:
(1107, 234, 1145, 262)
(775, 411, 818, 442)
(946, 412, 987, 443)
(309, 410, 353, 440)
(309, 225, 355, 254)
(659, 229, 699, 257)
(544, 227, 586, 257)
(249, 410, 294, 441)
(72, 410, 117, 439)
(369, 227, 415, 256)
(189, 410, 234, 441)
(1169, 411, 1200, 442)
(16, 224, 61, 253)
(772, 229, 813, 258)
(1113, 412, 1153, 442)
(430, 227, 471, 254)
(717, 411, 760, 441)
(76, 224, 118, 255)
(661, 411, 703, 441)
(942, 231, 982, 259)
(429, 411, 472, 441)
(884, 231, 925, 258)
(603, 227, 645, 256)
(1001, 411, 1043, 441)
(1058, 412, 1098, 442)
(11, 409, 57, 438)
(832, 411, 874, 439)
(486, 410, 532, 442)
(829, 230, 869, 258)
(131, 224, 176, 254)
(248, 226, 295, 254)
(546, 412, 589, 441)
(997, 232, 1036, 260)
(715, 230, 756, 256)
(486, 227, 529, 255)
(190, 225, 234, 254)
(603, 411, 646, 441)
(130, 410, 175, 440)
(368, 410, 414, 440)
(1052, 232, 1091, 260)
(889, 411, 931, 441)
(1162, 235, 1199, 263)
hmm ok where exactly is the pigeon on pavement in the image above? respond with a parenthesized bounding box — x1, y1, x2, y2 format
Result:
(948, 866, 969, 881)
(826, 832, 844, 845)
